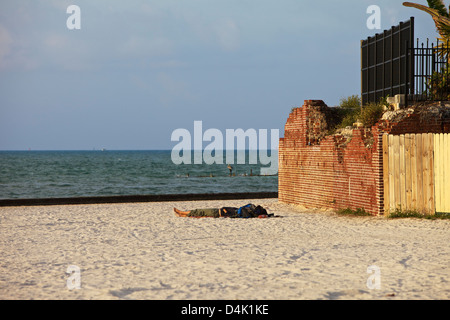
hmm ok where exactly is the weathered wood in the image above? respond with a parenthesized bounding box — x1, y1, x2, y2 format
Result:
(405, 134, 412, 209)
(399, 135, 406, 210)
(383, 134, 390, 215)
(410, 133, 418, 209)
(389, 135, 396, 213)
(394, 135, 401, 211)
(416, 134, 424, 213)
(427, 134, 435, 214)
(434, 134, 441, 213)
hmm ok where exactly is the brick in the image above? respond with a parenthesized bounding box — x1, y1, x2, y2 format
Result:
(278, 100, 450, 216)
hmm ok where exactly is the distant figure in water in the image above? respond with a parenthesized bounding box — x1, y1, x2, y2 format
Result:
(174, 204, 278, 219)
(227, 164, 233, 176)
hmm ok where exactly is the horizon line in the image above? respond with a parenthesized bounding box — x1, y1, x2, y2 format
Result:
(0, 149, 280, 152)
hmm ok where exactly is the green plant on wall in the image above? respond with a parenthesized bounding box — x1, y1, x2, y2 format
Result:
(360, 101, 385, 127)
(429, 66, 450, 99)
(330, 95, 385, 132)
(336, 95, 361, 128)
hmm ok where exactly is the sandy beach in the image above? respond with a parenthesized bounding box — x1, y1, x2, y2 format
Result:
(0, 198, 449, 300)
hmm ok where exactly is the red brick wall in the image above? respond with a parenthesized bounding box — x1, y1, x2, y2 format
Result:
(278, 100, 449, 216)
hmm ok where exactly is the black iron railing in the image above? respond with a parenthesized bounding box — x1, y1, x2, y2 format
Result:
(407, 38, 450, 102)
(361, 17, 450, 105)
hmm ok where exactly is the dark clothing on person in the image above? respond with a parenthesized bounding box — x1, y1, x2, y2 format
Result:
(188, 208, 221, 218)
(188, 204, 272, 218)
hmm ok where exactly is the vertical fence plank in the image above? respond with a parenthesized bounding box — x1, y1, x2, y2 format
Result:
(422, 134, 430, 214)
(445, 134, 450, 212)
(437, 133, 450, 212)
(434, 134, 442, 213)
(399, 135, 407, 210)
(416, 134, 424, 213)
(427, 133, 435, 214)
(410, 133, 418, 210)
(393, 135, 401, 211)
(405, 134, 412, 210)
(389, 135, 396, 213)
(420, 133, 434, 215)
(383, 134, 390, 215)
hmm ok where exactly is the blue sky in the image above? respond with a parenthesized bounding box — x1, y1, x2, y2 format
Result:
(0, 0, 438, 150)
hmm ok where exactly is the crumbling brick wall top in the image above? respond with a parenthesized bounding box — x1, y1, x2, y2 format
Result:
(377, 102, 450, 134)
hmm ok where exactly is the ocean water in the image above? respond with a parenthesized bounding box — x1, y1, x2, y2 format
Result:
(0, 150, 278, 200)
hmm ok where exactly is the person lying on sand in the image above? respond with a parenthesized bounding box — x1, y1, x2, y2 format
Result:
(174, 203, 277, 219)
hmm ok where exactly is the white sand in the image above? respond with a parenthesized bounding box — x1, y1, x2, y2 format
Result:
(0, 198, 449, 300)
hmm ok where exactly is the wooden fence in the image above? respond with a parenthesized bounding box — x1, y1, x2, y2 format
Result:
(383, 133, 449, 215)
(434, 134, 450, 213)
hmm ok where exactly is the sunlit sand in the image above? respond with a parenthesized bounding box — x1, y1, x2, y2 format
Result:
(0, 199, 449, 300)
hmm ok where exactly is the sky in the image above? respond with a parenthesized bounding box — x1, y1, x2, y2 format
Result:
(0, 0, 439, 150)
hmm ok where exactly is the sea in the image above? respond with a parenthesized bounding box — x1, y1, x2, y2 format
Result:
(0, 150, 278, 200)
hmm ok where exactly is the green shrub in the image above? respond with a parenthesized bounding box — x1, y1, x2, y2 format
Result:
(329, 95, 385, 134)
(340, 111, 359, 128)
(339, 95, 361, 110)
(388, 209, 425, 219)
(429, 67, 450, 100)
(360, 102, 384, 128)
(337, 208, 372, 216)
(388, 208, 450, 220)
(436, 212, 450, 219)
(330, 95, 361, 131)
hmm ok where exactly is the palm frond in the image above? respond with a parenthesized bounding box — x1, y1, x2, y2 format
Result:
(403, 2, 450, 39)
(404, 2, 442, 18)
(427, 0, 449, 17)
